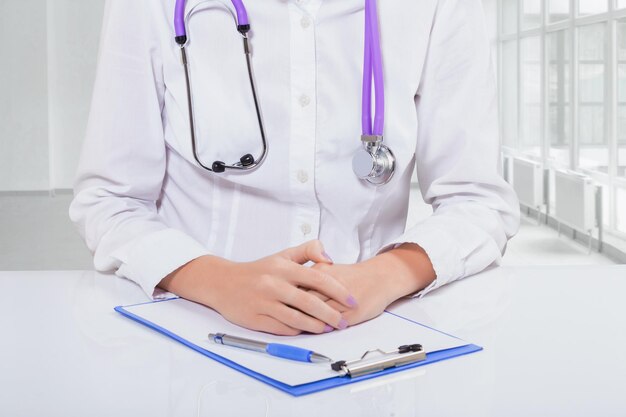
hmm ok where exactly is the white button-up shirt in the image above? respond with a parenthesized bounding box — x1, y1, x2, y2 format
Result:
(70, 0, 520, 299)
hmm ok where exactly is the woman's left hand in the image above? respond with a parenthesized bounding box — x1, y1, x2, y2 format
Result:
(310, 244, 437, 327)
(309, 262, 397, 326)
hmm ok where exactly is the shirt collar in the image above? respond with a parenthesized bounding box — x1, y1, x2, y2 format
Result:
(291, 0, 323, 18)
(184, 0, 324, 21)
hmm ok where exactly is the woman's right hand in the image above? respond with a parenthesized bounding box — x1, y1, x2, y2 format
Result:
(159, 240, 357, 336)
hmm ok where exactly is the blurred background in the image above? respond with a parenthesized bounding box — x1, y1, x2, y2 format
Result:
(0, 0, 624, 271)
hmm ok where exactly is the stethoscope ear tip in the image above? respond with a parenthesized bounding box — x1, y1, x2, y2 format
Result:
(210, 155, 255, 172)
(212, 161, 227, 173)
(240, 154, 255, 167)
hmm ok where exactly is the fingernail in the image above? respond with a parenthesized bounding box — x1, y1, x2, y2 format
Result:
(322, 251, 334, 263)
(323, 325, 334, 333)
(347, 295, 358, 308)
(338, 319, 348, 330)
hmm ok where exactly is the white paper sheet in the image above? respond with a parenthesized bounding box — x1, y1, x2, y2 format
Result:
(123, 298, 468, 387)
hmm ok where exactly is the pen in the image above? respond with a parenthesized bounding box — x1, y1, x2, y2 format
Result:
(208, 333, 331, 363)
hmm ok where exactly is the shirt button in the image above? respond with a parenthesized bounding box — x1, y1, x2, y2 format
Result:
(297, 170, 309, 183)
(300, 16, 311, 29)
(299, 94, 311, 107)
(301, 223, 312, 235)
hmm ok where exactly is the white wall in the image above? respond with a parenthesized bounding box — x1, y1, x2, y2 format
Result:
(0, 1, 49, 191)
(0, 0, 104, 191)
(47, 0, 105, 189)
(0, 0, 497, 192)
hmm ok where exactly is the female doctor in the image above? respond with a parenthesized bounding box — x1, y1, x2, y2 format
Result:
(70, 0, 520, 336)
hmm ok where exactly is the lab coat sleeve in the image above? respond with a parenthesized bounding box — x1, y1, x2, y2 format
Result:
(69, 0, 209, 299)
(376, 0, 520, 297)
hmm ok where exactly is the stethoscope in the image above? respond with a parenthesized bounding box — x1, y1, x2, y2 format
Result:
(173, 0, 395, 185)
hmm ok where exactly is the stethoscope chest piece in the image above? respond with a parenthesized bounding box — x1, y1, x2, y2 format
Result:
(352, 135, 395, 185)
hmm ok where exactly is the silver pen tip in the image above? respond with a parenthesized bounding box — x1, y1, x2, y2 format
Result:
(310, 353, 332, 363)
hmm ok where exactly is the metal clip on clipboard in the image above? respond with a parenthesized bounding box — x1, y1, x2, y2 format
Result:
(331, 344, 426, 378)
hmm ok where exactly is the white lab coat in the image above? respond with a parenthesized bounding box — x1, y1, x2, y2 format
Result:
(70, 0, 520, 299)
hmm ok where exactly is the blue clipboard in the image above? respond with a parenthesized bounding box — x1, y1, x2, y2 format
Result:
(115, 300, 482, 397)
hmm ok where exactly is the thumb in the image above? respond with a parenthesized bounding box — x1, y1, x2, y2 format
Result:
(281, 239, 334, 265)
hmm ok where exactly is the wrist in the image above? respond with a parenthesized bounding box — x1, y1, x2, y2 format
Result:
(159, 255, 234, 308)
(364, 243, 436, 300)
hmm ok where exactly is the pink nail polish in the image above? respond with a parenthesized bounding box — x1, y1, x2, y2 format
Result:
(323, 325, 334, 333)
(347, 295, 358, 308)
(322, 251, 333, 263)
(338, 319, 348, 330)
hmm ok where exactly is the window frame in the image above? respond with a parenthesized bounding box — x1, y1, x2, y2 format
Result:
(498, 0, 626, 241)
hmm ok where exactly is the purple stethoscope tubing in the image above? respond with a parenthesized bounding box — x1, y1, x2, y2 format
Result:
(173, 0, 390, 181)
(362, 0, 385, 137)
(174, 0, 249, 38)
(174, 0, 267, 173)
(355, 0, 394, 185)
(175, 0, 383, 137)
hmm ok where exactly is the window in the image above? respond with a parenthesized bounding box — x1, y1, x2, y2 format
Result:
(547, 30, 570, 166)
(502, 0, 518, 35)
(521, 36, 542, 155)
(618, 19, 626, 177)
(499, 0, 626, 243)
(522, 0, 542, 29)
(502, 40, 518, 148)
(578, 24, 607, 172)
(548, 0, 570, 23)
(577, 0, 607, 17)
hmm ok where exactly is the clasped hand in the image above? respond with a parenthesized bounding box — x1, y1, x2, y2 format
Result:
(161, 240, 358, 336)
(161, 239, 429, 336)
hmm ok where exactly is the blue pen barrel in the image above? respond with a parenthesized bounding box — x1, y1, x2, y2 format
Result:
(266, 343, 312, 362)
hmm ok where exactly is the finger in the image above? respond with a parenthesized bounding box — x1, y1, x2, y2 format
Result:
(269, 303, 337, 334)
(306, 290, 350, 314)
(330, 301, 382, 327)
(306, 289, 330, 302)
(280, 240, 334, 265)
(279, 284, 346, 330)
(288, 264, 358, 309)
(340, 308, 376, 327)
(325, 299, 348, 314)
(250, 314, 302, 336)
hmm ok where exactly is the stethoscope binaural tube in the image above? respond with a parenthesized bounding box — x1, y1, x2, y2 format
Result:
(173, 0, 394, 183)
(352, 0, 395, 185)
(174, 0, 268, 173)
(175, 0, 250, 41)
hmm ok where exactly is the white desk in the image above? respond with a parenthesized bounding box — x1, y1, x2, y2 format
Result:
(2, 266, 625, 416)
